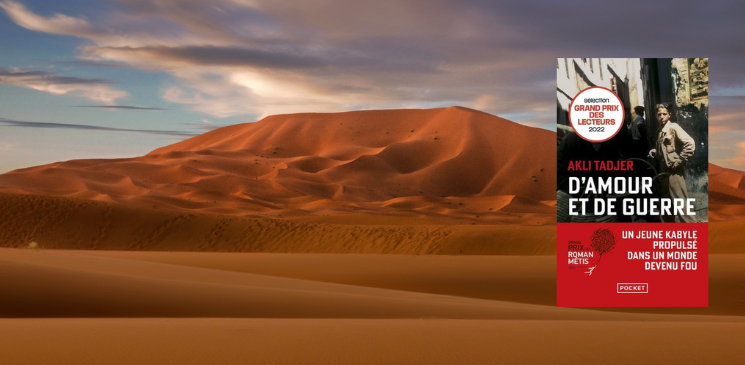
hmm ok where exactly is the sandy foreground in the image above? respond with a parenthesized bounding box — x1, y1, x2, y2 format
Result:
(2, 248, 744, 364)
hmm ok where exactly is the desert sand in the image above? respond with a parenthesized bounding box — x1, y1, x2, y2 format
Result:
(1, 107, 744, 364)
(1, 248, 744, 364)
(0, 107, 556, 220)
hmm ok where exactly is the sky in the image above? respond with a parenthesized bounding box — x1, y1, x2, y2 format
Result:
(1, 0, 744, 173)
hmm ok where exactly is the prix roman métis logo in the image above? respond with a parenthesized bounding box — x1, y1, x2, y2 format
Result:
(567, 228, 616, 276)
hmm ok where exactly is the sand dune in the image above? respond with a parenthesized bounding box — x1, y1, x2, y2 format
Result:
(0, 110, 739, 225)
(0, 107, 556, 220)
(0, 108, 744, 253)
(1, 248, 744, 365)
(709, 163, 745, 221)
(3, 318, 744, 365)
(0, 192, 554, 253)
(0, 107, 560, 252)
(4, 249, 744, 318)
(0, 182, 740, 253)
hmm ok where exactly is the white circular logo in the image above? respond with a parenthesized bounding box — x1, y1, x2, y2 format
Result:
(569, 87, 625, 142)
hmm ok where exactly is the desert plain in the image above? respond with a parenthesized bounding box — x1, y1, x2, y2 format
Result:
(1, 107, 744, 364)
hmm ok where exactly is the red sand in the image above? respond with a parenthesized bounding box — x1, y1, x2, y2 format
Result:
(0, 107, 556, 221)
(1, 249, 744, 364)
(2, 107, 742, 253)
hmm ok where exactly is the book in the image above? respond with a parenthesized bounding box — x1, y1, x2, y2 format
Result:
(556, 58, 709, 306)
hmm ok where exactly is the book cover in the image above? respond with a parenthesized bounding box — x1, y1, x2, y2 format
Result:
(556, 58, 709, 307)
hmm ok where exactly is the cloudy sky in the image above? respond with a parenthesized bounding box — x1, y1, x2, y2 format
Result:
(1, 0, 744, 173)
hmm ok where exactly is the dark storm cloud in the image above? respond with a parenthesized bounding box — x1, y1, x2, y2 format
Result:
(0, 118, 197, 137)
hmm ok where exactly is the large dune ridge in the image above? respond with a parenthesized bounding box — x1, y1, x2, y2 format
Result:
(0, 107, 556, 219)
(0, 107, 560, 253)
(0, 106, 743, 253)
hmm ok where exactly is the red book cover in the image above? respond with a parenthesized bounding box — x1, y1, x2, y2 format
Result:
(556, 58, 709, 307)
